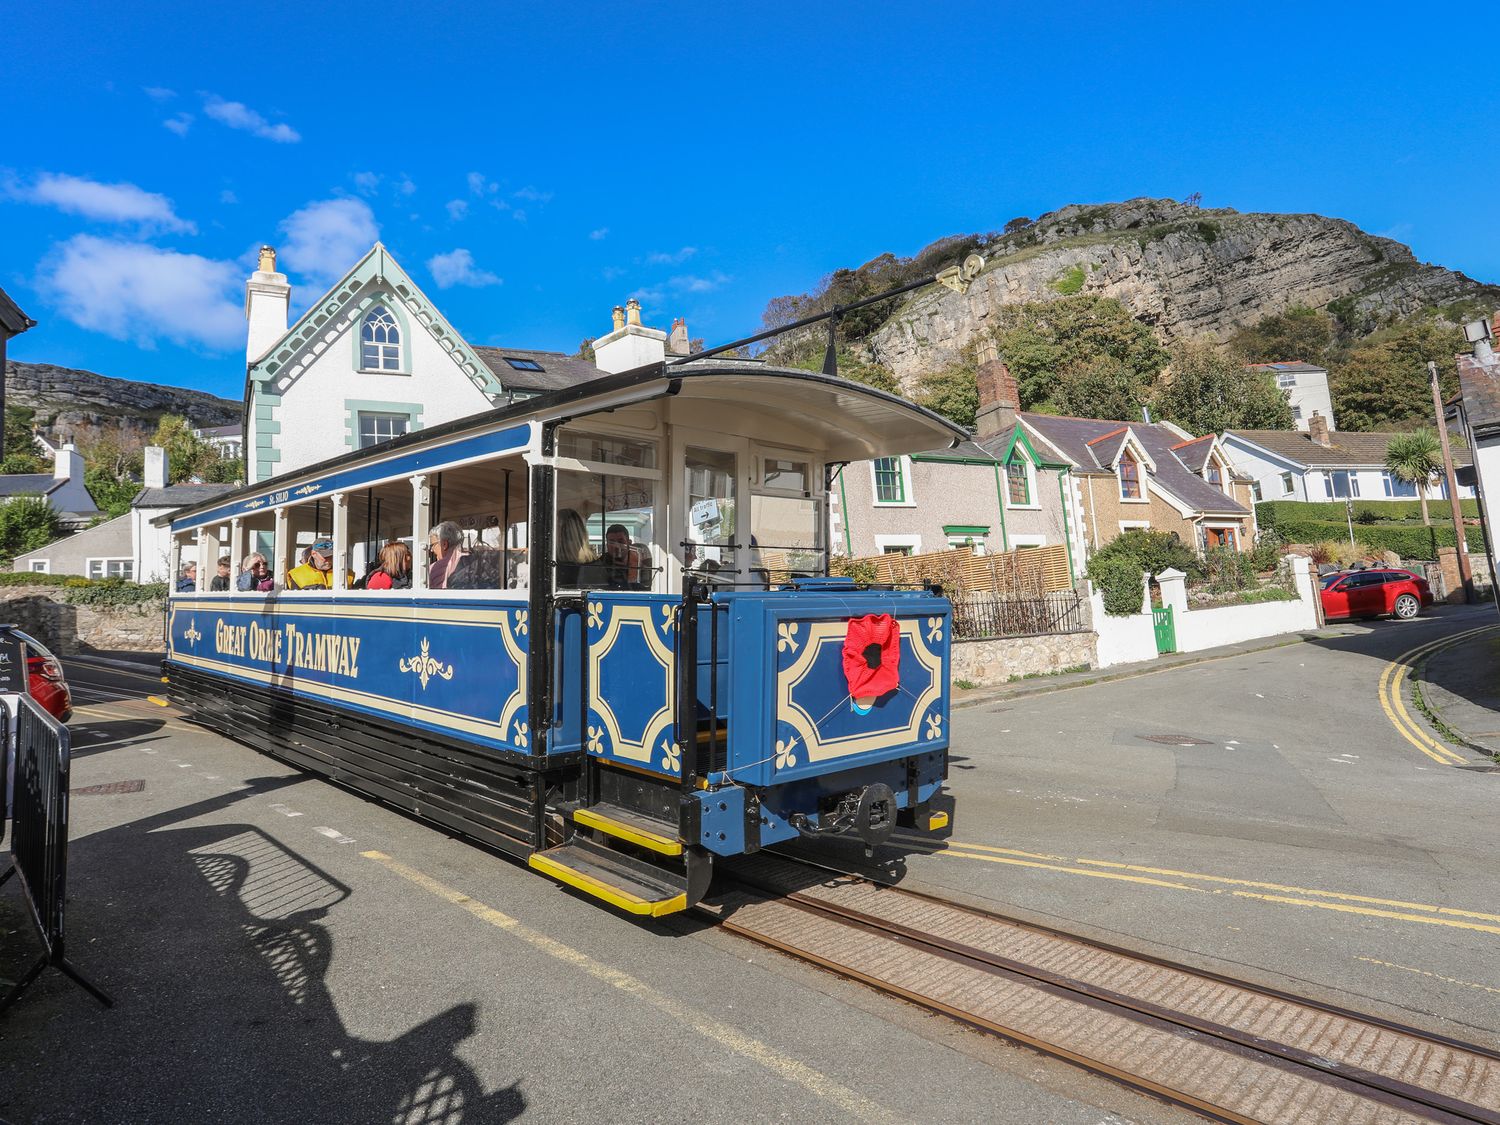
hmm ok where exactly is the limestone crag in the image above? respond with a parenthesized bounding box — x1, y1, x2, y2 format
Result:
(4, 360, 240, 437)
(866, 199, 1500, 389)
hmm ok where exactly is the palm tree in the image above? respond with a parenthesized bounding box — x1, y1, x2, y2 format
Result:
(1385, 428, 1443, 526)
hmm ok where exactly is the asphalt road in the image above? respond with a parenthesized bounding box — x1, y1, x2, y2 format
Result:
(3, 607, 1498, 1123)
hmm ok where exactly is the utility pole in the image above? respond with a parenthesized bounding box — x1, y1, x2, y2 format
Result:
(1429, 360, 1475, 603)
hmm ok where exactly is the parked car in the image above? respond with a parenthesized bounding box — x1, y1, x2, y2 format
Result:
(1320, 568, 1433, 622)
(2, 626, 71, 823)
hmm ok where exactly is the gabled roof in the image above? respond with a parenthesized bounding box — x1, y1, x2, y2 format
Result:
(247, 243, 505, 402)
(0, 474, 58, 497)
(473, 346, 609, 395)
(1171, 434, 1216, 473)
(0, 284, 36, 337)
(1021, 413, 1249, 515)
(1224, 429, 1472, 469)
(975, 424, 1064, 467)
(132, 483, 238, 509)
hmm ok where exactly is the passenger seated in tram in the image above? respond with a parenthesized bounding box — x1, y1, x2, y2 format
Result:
(427, 522, 465, 589)
(364, 542, 412, 590)
(210, 556, 232, 592)
(176, 562, 197, 592)
(287, 540, 351, 590)
(237, 552, 273, 592)
(602, 524, 651, 591)
(555, 509, 599, 587)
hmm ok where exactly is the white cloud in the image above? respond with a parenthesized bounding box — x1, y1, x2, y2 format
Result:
(143, 86, 176, 101)
(647, 246, 697, 265)
(426, 248, 502, 289)
(278, 197, 378, 288)
(395, 175, 417, 197)
(511, 209, 527, 223)
(670, 271, 731, 293)
(13, 172, 195, 233)
(219, 189, 238, 204)
(445, 199, 469, 221)
(203, 95, 301, 143)
(467, 172, 496, 196)
(513, 185, 552, 203)
(163, 113, 193, 137)
(38, 234, 242, 350)
(352, 171, 381, 194)
(590, 228, 609, 241)
(629, 286, 665, 305)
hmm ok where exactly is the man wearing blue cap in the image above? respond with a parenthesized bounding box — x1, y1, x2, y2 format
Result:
(287, 539, 343, 590)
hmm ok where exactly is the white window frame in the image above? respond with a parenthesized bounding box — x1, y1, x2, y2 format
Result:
(86, 557, 134, 580)
(359, 305, 403, 372)
(1249, 481, 1263, 503)
(1002, 456, 1039, 510)
(1280, 471, 1295, 496)
(1117, 520, 1152, 534)
(357, 411, 412, 449)
(27, 559, 49, 574)
(1117, 453, 1148, 503)
(870, 456, 914, 507)
(1008, 533, 1047, 548)
(874, 533, 921, 555)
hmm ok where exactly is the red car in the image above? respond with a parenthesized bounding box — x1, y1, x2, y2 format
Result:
(1320, 568, 1433, 622)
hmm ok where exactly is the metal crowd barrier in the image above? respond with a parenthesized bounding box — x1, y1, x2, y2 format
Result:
(0, 693, 112, 1012)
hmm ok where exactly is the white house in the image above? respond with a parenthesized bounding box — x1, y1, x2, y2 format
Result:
(130, 446, 235, 583)
(1456, 314, 1500, 595)
(1223, 412, 1475, 504)
(243, 243, 603, 483)
(1248, 362, 1335, 432)
(0, 443, 100, 528)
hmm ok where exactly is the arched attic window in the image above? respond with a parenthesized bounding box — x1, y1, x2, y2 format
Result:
(360, 305, 402, 371)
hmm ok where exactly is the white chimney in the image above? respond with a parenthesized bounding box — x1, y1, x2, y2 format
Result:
(245, 245, 291, 363)
(668, 317, 690, 357)
(53, 442, 84, 483)
(144, 445, 168, 489)
(592, 298, 668, 374)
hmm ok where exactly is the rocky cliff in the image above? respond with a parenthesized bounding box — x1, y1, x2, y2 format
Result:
(859, 199, 1500, 388)
(3, 361, 240, 437)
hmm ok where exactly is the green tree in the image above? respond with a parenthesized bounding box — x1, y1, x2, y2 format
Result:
(1329, 319, 1463, 431)
(914, 364, 978, 428)
(1051, 355, 1149, 421)
(2, 406, 45, 473)
(1230, 305, 1334, 364)
(0, 495, 61, 562)
(1152, 340, 1295, 435)
(150, 414, 241, 484)
(1384, 428, 1443, 526)
(986, 295, 1166, 411)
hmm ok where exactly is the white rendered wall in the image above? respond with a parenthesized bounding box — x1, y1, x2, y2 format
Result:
(132, 507, 174, 584)
(1221, 439, 1311, 502)
(1285, 370, 1335, 432)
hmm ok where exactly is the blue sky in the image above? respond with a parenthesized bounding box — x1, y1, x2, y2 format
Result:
(3, 1, 1497, 401)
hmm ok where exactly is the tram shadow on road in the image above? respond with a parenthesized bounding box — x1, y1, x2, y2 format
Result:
(66, 716, 170, 757)
(0, 779, 526, 1125)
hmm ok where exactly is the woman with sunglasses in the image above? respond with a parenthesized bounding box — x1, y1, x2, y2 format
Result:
(236, 552, 274, 592)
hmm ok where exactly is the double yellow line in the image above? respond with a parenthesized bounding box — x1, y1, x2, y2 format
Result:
(1377, 625, 1496, 765)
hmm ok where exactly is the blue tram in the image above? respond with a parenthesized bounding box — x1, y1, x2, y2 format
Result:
(161, 361, 957, 916)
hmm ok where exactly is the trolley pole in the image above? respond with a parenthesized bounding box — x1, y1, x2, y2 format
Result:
(1429, 360, 1475, 603)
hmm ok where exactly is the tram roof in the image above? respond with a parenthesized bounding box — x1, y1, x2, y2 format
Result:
(157, 361, 968, 527)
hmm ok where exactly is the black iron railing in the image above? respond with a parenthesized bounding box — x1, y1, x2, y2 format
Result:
(950, 589, 1089, 641)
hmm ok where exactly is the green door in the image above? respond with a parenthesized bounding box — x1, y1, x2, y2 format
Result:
(1152, 606, 1176, 654)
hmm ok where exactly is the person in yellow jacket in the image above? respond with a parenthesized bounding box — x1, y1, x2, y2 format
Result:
(286, 539, 353, 590)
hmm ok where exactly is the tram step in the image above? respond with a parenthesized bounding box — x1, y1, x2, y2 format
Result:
(529, 837, 688, 917)
(572, 803, 683, 856)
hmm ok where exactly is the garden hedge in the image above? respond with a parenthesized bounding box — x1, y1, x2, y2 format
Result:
(1262, 517, 1484, 559)
(1257, 498, 1480, 527)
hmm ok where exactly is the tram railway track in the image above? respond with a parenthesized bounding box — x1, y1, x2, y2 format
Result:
(703, 853, 1500, 1124)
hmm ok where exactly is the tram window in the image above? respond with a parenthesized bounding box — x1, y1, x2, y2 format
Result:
(750, 494, 823, 578)
(348, 476, 417, 589)
(425, 454, 529, 591)
(555, 469, 656, 591)
(557, 431, 656, 469)
(762, 456, 809, 492)
(685, 447, 736, 575)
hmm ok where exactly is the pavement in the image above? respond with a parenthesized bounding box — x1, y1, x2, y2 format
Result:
(1413, 622, 1500, 757)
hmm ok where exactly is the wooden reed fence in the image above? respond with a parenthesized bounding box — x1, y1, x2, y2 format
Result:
(853, 543, 1073, 595)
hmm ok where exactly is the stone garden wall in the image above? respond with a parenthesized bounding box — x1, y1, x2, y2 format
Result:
(0, 588, 165, 656)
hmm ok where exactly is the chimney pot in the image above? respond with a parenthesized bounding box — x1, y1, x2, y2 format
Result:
(626, 298, 642, 327)
(257, 245, 277, 274)
(611, 304, 626, 331)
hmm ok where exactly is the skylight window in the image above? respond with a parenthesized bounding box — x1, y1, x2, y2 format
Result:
(504, 357, 544, 371)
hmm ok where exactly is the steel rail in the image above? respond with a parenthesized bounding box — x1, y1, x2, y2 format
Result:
(707, 856, 1500, 1125)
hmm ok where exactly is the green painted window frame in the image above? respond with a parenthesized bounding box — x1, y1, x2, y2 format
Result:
(872, 457, 906, 504)
(1005, 457, 1030, 506)
(343, 399, 425, 450)
(351, 296, 413, 376)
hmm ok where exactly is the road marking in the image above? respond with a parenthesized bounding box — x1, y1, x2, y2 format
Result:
(363, 849, 896, 1123)
(1377, 625, 1497, 766)
(899, 836, 1500, 934)
(1356, 956, 1500, 996)
(313, 826, 354, 843)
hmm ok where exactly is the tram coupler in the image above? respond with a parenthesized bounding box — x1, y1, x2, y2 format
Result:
(788, 782, 896, 857)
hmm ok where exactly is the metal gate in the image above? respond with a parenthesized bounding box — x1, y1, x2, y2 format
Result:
(1152, 606, 1176, 655)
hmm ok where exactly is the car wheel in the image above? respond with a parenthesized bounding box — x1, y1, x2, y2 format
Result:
(1393, 593, 1421, 619)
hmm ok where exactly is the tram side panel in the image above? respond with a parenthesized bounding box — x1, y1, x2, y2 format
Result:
(164, 594, 548, 856)
(690, 587, 951, 856)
